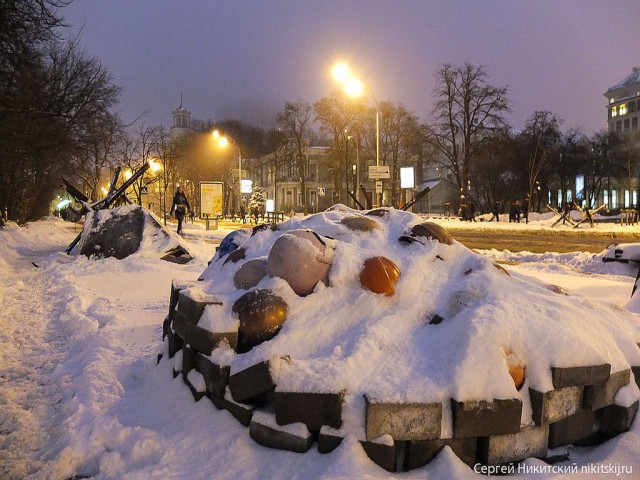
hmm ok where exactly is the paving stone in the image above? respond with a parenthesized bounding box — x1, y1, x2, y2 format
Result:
(167, 328, 183, 358)
(551, 364, 611, 388)
(632, 366, 640, 388)
(195, 354, 229, 398)
(548, 409, 595, 448)
(209, 389, 255, 427)
(451, 398, 522, 438)
(404, 437, 477, 470)
(249, 413, 313, 453)
(360, 438, 396, 472)
(177, 289, 222, 324)
(530, 386, 583, 425)
(477, 424, 549, 465)
(274, 391, 344, 431)
(172, 310, 238, 354)
(583, 369, 631, 410)
(599, 401, 639, 436)
(365, 396, 442, 441)
(318, 428, 343, 453)
(229, 357, 290, 403)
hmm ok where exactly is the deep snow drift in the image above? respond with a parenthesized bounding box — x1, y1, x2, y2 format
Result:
(1, 214, 639, 479)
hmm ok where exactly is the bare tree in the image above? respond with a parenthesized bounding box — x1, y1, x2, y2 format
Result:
(314, 93, 364, 204)
(0, 1, 120, 222)
(276, 100, 313, 212)
(428, 63, 510, 196)
(70, 111, 123, 200)
(521, 111, 563, 211)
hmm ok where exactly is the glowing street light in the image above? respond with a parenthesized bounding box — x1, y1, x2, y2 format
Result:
(332, 61, 381, 207)
(213, 129, 244, 213)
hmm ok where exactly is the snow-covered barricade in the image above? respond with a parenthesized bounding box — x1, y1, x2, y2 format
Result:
(160, 205, 640, 472)
(75, 204, 192, 263)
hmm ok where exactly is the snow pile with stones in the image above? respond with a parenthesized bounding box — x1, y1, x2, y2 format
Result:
(163, 205, 640, 470)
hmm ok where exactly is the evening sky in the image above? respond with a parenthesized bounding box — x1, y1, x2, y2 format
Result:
(63, 0, 640, 134)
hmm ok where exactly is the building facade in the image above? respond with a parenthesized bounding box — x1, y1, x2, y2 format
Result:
(606, 67, 640, 136)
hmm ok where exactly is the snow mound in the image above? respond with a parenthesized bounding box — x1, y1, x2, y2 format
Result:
(167, 205, 640, 469)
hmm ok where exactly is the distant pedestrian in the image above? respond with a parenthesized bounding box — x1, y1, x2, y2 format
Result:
(240, 203, 246, 224)
(491, 201, 500, 222)
(522, 197, 529, 224)
(170, 186, 191, 235)
(509, 200, 521, 223)
(469, 200, 477, 222)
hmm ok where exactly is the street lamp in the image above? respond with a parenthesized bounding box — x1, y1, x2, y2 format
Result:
(332, 62, 381, 207)
(213, 130, 243, 215)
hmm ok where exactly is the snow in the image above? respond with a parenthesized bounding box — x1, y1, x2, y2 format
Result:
(1, 214, 640, 479)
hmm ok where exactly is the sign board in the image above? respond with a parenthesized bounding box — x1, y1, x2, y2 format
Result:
(199, 181, 224, 218)
(265, 199, 275, 213)
(317, 187, 326, 197)
(240, 179, 253, 194)
(375, 181, 383, 194)
(369, 165, 390, 179)
(400, 167, 415, 189)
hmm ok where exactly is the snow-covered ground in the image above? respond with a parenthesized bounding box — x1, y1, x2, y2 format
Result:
(1, 215, 639, 479)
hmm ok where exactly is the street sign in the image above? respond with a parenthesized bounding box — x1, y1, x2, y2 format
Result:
(375, 181, 383, 194)
(240, 179, 253, 194)
(400, 167, 415, 188)
(317, 187, 326, 197)
(369, 165, 390, 179)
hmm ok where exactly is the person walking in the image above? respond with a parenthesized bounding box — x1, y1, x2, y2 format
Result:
(170, 186, 191, 235)
(491, 201, 500, 222)
(522, 197, 530, 224)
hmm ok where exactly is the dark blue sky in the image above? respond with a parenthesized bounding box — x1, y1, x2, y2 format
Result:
(63, 0, 639, 134)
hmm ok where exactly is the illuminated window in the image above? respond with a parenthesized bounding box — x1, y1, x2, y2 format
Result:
(557, 189, 562, 206)
(634, 191, 638, 207)
(612, 190, 618, 209)
(567, 190, 573, 203)
(625, 190, 630, 208)
(610, 98, 615, 104)
(611, 106, 617, 117)
(603, 190, 609, 207)
(620, 104, 627, 115)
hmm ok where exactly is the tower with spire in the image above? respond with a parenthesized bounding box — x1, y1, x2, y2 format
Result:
(170, 92, 192, 139)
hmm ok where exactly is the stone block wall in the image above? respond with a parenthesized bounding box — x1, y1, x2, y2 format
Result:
(160, 284, 640, 473)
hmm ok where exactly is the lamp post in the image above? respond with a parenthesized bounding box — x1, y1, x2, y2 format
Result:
(213, 130, 243, 215)
(332, 62, 381, 207)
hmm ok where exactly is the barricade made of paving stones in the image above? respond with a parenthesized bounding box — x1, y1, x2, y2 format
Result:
(159, 280, 640, 473)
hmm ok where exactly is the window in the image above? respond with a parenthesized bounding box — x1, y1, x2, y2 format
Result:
(630, 102, 636, 113)
(616, 121, 622, 131)
(633, 117, 638, 130)
(634, 191, 638, 207)
(612, 190, 618, 209)
(611, 106, 617, 117)
(625, 190, 630, 208)
(557, 189, 562, 206)
(624, 119, 630, 131)
(567, 190, 573, 203)
(603, 190, 609, 207)
(610, 98, 615, 104)
(620, 104, 627, 115)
